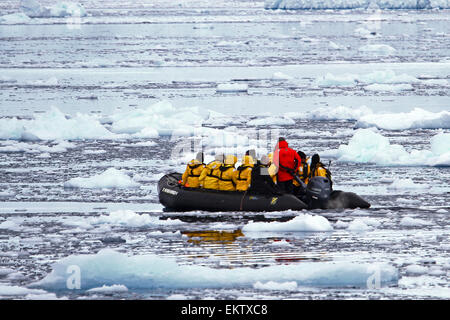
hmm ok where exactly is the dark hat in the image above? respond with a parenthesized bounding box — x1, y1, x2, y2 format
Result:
(297, 151, 306, 159)
(311, 154, 320, 162)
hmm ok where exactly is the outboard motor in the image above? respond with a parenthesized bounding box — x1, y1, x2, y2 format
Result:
(306, 176, 332, 209)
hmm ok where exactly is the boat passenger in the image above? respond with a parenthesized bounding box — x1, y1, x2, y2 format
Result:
(199, 153, 224, 190)
(181, 152, 205, 188)
(218, 155, 237, 191)
(248, 155, 282, 195)
(273, 137, 301, 194)
(309, 153, 332, 187)
(234, 154, 254, 192)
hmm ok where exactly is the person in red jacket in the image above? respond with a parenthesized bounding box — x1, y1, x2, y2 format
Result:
(273, 137, 301, 193)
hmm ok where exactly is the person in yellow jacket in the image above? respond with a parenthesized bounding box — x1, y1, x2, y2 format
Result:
(267, 152, 278, 184)
(218, 155, 237, 191)
(199, 154, 224, 190)
(294, 151, 310, 185)
(309, 154, 329, 179)
(234, 154, 254, 192)
(181, 152, 205, 188)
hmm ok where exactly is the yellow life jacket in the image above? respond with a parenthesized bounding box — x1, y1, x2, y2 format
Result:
(268, 163, 278, 184)
(199, 160, 222, 190)
(310, 162, 329, 179)
(181, 159, 205, 188)
(234, 155, 254, 192)
(293, 162, 310, 186)
(218, 155, 237, 191)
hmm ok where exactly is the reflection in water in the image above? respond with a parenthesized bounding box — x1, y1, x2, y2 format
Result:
(183, 229, 244, 244)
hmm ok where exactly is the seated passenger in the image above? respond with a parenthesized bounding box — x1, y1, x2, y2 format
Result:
(218, 155, 237, 191)
(234, 154, 254, 192)
(267, 152, 278, 184)
(199, 153, 223, 190)
(181, 152, 205, 188)
(293, 151, 310, 195)
(248, 155, 282, 195)
(309, 153, 332, 187)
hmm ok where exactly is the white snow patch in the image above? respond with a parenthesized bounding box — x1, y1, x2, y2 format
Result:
(399, 217, 432, 227)
(247, 116, 295, 126)
(356, 108, 450, 130)
(358, 44, 396, 55)
(0, 107, 117, 141)
(92, 210, 184, 228)
(253, 281, 298, 291)
(347, 219, 373, 232)
(20, 0, 87, 18)
(0, 12, 31, 24)
(106, 100, 211, 137)
(242, 214, 333, 232)
(364, 83, 413, 92)
(268, 239, 293, 247)
(86, 284, 128, 294)
(334, 129, 450, 166)
(216, 83, 248, 93)
(285, 105, 373, 121)
(64, 168, 140, 189)
(388, 179, 429, 190)
(32, 249, 399, 290)
(405, 264, 429, 276)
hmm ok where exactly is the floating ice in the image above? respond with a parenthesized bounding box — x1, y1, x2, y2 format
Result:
(106, 100, 211, 137)
(347, 219, 373, 232)
(0, 107, 117, 141)
(247, 116, 295, 126)
(20, 0, 86, 18)
(253, 281, 298, 291)
(358, 44, 396, 55)
(285, 105, 373, 121)
(0, 285, 49, 297)
(216, 83, 248, 93)
(32, 249, 398, 290)
(92, 210, 184, 228)
(399, 217, 432, 227)
(242, 214, 333, 232)
(364, 83, 413, 92)
(356, 108, 450, 130)
(405, 264, 429, 275)
(334, 129, 450, 166)
(265, 0, 450, 10)
(86, 284, 128, 294)
(316, 69, 418, 87)
(64, 168, 140, 189)
(0, 12, 31, 24)
(388, 179, 430, 190)
(272, 72, 294, 80)
(0, 140, 75, 153)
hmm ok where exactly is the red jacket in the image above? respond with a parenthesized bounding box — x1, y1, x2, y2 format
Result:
(273, 140, 301, 182)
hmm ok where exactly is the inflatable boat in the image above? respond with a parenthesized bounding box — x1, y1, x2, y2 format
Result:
(158, 173, 370, 212)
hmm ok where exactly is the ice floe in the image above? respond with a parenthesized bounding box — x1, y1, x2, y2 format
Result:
(356, 108, 450, 130)
(331, 129, 450, 166)
(399, 217, 432, 227)
(285, 105, 373, 121)
(20, 0, 86, 18)
(216, 83, 249, 93)
(316, 69, 419, 87)
(265, 0, 450, 10)
(32, 249, 399, 290)
(0, 107, 117, 141)
(242, 214, 333, 232)
(91, 210, 184, 228)
(64, 168, 140, 189)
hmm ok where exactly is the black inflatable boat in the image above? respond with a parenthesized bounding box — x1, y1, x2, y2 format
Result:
(158, 173, 370, 212)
